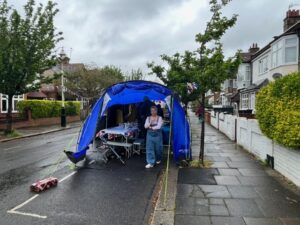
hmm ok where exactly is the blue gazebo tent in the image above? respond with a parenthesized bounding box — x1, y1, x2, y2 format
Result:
(65, 80, 191, 163)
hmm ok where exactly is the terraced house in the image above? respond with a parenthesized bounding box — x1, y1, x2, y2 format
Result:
(220, 9, 300, 116)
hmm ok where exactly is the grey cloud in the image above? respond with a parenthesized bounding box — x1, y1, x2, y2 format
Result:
(5, 0, 298, 73)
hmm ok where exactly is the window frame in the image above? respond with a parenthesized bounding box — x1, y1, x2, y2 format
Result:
(271, 35, 298, 68)
(258, 56, 269, 75)
(1, 94, 8, 113)
(0, 94, 24, 113)
(240, 93, 250, 110)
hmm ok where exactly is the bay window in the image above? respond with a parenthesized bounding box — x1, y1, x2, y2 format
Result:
(271, 36, 298, 68)
(0, 94, 24, 113)
(285, 37, 297, 63)
(258, 56, 269, 74)
(240, 93, 249, 110)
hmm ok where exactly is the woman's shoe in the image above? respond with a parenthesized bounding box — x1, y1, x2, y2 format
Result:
(145, 164, 154, 169)
(156, 161, 161, 165)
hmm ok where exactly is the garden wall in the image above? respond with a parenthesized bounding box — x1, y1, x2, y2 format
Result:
(210, 112, 300, 186)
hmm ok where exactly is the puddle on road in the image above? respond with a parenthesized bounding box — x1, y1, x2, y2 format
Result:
(0, 166, 34, 193)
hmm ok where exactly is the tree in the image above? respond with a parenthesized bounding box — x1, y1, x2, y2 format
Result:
(126, 68, 144, 81)
(0, 0, 62, 132)
(149, 0, 241, 163)
(65, 65, 124, 102)
(148, 51, 201, 109)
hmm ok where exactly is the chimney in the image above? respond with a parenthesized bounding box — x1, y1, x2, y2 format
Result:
(284, 9, 300, 31)
(59, 48, 70, 65)
(249, 43, 259, 54)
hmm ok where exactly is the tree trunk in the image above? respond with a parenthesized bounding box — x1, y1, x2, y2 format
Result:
(6, 94, 13, 133)
(199, 92, 205, 163)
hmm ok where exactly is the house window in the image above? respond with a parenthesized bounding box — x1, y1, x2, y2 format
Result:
(258, 56, 268, 74)
(245, 65, 251, 81)
(240, 93, 249, 110)
(272, 40, 283, 68)
(250, 93, 256, 110)
(0, 94, 24, 113)
(13, 95, 24, 112)
(285, 37, 297, 63)
(1, 94, 8, 113)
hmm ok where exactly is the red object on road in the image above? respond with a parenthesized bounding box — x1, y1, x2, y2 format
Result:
(30, 177, 58, 193)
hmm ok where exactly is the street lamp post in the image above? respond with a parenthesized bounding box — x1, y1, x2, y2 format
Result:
(59, 48, 66, 127)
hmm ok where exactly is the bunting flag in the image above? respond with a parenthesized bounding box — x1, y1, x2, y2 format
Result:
(187, 82, 199, 94)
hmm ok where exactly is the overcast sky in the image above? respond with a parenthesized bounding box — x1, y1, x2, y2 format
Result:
(8, 0, 300, 75)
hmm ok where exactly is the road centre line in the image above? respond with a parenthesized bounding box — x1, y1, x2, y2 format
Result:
(7, 171, 77, 219)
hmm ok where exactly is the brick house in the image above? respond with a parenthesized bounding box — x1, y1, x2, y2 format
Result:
(0, 49, 84, 118)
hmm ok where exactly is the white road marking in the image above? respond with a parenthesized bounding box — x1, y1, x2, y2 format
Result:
(9, 194, 39, 212)
(7, 210, 47, 219)
(59, 171, 77, 183)
(7, 171, 77, 219)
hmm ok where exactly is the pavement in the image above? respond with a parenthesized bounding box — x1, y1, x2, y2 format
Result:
(0, 126, 163, 225)
(0, 121, 83, 142)
(174, 112, 300, 225)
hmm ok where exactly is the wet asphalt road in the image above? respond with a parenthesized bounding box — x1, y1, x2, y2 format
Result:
(0, 128, 162, 225)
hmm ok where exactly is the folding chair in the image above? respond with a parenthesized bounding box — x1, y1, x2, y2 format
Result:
(99, 135, 126, 165)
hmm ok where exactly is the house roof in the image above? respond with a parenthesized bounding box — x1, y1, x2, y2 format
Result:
(27, 91, 47, 99)
(240, 52, 252, 63)
(240, 79, 269, 93)
(231, 92, 240, 102)
(252, 21, 300, 60)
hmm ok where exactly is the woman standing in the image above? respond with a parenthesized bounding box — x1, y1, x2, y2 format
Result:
(144, 106, 163, 168)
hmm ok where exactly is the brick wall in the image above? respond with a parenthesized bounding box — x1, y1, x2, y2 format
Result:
(0, 115, 80, 130)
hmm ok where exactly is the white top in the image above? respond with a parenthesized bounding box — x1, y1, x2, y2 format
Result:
(144, 116, 163, 130)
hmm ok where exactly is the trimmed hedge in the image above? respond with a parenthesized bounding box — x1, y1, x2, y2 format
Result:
(256, 72, 300, 149)
(17, 100, 80, 119)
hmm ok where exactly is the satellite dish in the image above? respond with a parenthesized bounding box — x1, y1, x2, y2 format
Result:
(272, 73, 282, 79)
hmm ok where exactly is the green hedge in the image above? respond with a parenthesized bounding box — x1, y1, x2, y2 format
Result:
(17, 100, 80, 119)
(256, 72, 300, 149)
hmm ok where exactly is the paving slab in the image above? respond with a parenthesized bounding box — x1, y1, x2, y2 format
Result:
(215, 175, 241, 185)
(205, 156, 231, 162)
(227, 161, 259, 169)
(280, 218, 300, 225)
(218, 168, 241, 176)
(199, 185, 231, 198)
(237, 176, 279, 186)
(209, 204, 229, 216)
(178, 168, 218, 185)
(175, 112, 300, 225)
(174, 215, 211, 225)
(227, 186, 260, 199)
(243, 217, 283, 225)
(211, 216, 246, 225)
(230, 156, 255, 162)
(176, 184, 205, 198)
(176, 197, 209, 215)
(255, 198, 300, 217)
(211, 162, 229, 168)
(209, 198, 225, 205)
(238, 168, 267, 176)
(224, 199, 264, 217)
